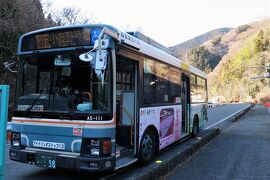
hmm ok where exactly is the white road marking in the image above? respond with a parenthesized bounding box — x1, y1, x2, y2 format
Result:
(204, 105, 250, 130)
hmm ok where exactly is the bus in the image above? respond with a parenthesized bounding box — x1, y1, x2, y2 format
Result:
(10, 24, 208, 171)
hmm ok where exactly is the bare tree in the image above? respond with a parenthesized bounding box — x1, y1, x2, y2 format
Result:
(17, 0, 49, 31)
(0, 0, 19, 57)
(41, 0, 99, 26)
(52, 7, 91, 26)
(121, 23, 143, 32)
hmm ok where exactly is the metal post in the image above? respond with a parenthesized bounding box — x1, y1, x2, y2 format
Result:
(0, 85, 9, 180)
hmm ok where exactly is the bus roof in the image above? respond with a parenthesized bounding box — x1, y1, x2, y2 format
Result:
(17, 24, 207, 78)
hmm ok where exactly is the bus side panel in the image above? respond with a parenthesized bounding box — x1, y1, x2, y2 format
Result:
(190, 103, 207, 132)
(139, 105, 182, 150)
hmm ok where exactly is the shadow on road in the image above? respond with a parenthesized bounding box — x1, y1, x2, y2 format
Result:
(22, 168, 111, 180)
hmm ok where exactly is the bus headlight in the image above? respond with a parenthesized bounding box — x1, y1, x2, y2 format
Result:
(12, 140, 20, 147)
(91, 148, 100, 156)
(90, 139, 100, 156)
(11, 132, 21, 147)
(84, 138, 111, 156)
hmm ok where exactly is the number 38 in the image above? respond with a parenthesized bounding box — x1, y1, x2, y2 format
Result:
(48, 159, 56, 168)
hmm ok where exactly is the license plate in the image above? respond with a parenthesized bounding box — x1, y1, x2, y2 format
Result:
(36, 154, 56, 169)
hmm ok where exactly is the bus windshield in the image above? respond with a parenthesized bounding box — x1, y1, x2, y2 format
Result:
(15, 53, 112, 118)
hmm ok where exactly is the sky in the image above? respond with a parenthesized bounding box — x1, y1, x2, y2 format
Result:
(44, 0, 270, 47)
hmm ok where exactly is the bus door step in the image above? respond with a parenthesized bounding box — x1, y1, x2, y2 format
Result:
(115, 157, 137, 170)
(116, 145, 133, 159)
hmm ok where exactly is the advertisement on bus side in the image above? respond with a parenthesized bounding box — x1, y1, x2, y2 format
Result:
(139, 105, 182, 150)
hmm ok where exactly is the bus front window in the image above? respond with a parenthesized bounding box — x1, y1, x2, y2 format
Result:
(16, 53, 112, 117)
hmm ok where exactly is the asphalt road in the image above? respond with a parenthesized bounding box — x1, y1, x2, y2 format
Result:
(205, 103, 249, 129)
(3, 103, 249, 180)
(165, 105, 270, 180)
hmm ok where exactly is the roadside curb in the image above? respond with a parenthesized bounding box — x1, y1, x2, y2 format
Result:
(231, 103, 254, 122)
(131, 128, 220, 180)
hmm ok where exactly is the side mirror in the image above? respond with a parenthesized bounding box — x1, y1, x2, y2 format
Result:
(79, 51, 95, 62)
(94, 39, 110, 49)
(79, 38, 110, 86)
(79, 49, 108, 86)
(95, 50, 108, 71)
(3, 62, 17, 73)
(94, 50, 108, 86)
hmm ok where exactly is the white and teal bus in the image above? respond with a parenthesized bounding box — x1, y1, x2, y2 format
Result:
(10, 24, 207, 171)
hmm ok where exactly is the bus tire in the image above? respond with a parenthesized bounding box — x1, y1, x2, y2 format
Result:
(192, 117, 199, 137)
(139, 129, 157, 165)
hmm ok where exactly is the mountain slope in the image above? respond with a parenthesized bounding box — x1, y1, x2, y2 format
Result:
(169, 27, 231, 58)
(170, 19, 270, 102)
(208, 19, 270, 102)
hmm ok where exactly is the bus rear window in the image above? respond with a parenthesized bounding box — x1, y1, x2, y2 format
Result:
(21, 27, 102, 52)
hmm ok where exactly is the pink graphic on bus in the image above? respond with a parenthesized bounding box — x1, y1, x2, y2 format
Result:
(159, 108, 174, 139)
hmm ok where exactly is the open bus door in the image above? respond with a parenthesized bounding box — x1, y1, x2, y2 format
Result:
(115, 55, 138, 168)
(181, 74, 190, 134)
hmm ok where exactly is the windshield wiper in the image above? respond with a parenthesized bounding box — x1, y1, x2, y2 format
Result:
(24, 88, 50, 116)
(24, 88, 76, 119)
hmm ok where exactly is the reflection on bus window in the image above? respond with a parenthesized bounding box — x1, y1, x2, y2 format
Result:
(143, 58, 181, 105)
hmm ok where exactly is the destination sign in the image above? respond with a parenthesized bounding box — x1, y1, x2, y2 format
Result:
(21, 27, 102, 52)
(35, 29, 90, 49)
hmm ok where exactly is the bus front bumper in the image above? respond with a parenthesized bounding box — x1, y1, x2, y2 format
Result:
(10, 147, 115, 172)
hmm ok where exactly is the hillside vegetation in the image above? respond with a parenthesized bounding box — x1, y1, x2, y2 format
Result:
(170, 28, 231, 56)
(170, 19, 270, 102)
(169, 28, 231, 72)
(208, 19, 270, 102)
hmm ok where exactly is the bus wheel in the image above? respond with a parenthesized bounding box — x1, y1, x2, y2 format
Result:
(192, 117, 199, 137)
(139, 129, 156, 165)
